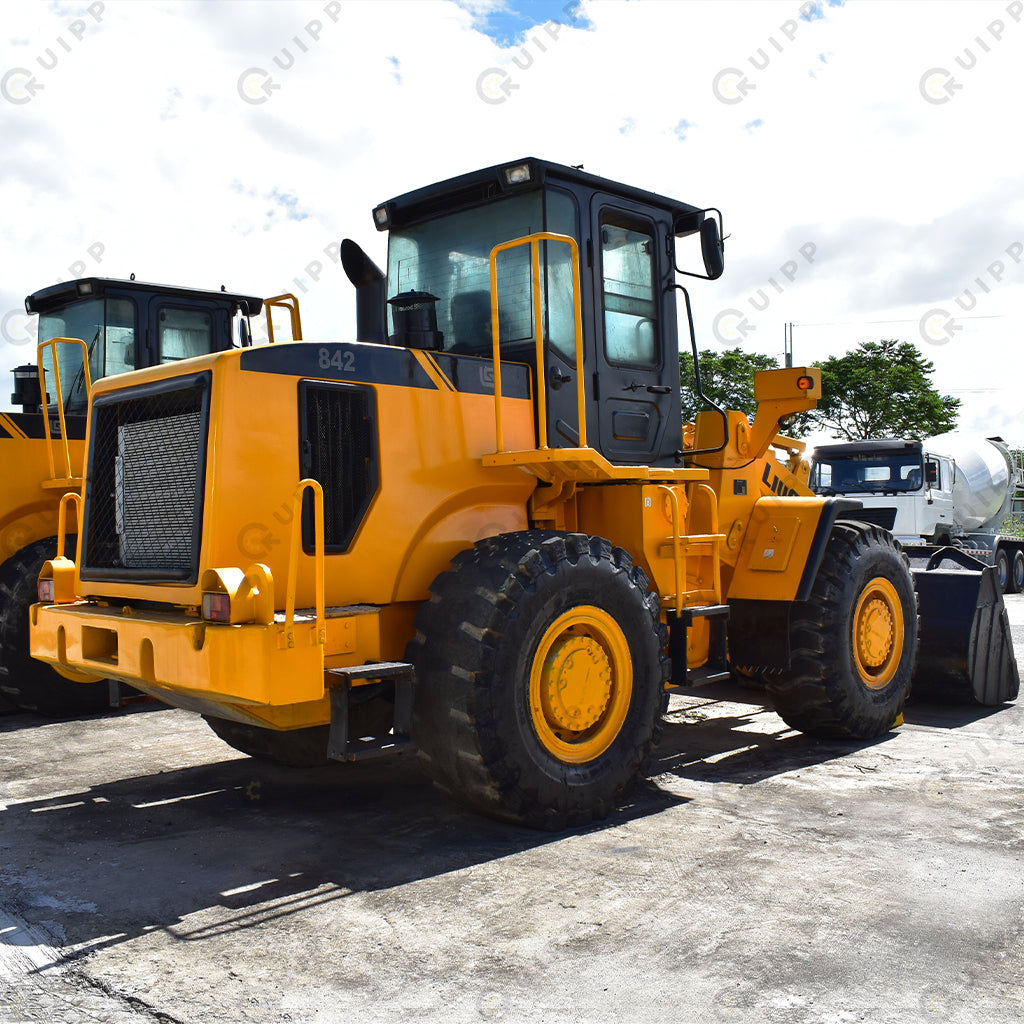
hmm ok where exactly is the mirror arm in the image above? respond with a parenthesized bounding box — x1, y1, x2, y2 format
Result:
(669, 283, 728, 460)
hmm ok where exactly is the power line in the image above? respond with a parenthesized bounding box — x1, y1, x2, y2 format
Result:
(793, 314, 1006, 327)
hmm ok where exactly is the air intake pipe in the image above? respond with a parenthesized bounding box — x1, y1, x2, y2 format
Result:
(341, 238, 386, 343)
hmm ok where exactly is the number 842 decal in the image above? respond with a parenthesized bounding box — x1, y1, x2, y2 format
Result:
(318, 347, 356, 373)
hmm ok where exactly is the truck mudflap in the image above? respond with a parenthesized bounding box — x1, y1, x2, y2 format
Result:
(910, 548, 1020, 705)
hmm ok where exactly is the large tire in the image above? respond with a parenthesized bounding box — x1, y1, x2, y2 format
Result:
(408, 532, 670, 830)
(0, 538, 112, 716)
(765, 523, 918, 739)
(995, 547, 1011, 594)
(1012, 550, 1024, 595)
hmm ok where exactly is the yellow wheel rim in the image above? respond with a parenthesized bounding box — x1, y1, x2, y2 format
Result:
(529, 606, 633, 764)
(852, 576, 904, 690)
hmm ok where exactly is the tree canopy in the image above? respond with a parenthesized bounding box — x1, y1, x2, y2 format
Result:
(679, 347, 780, 423)
(809, 339, 960, 440)
(679, 339, 960, 442)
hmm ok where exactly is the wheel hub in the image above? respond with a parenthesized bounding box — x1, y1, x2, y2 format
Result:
(857, 597, 894, 668)
(851, 576, 904, 690)
(541, 636, 612, 733)
(529, 606, 633, 764)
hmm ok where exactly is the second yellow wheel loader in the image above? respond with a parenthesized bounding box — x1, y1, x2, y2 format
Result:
(29, 159, 1017, 827)
(0, 278, 286, 715)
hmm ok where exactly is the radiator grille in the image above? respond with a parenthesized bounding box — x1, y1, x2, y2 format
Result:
(83, 375, 210, 581)
(300, 383, 378, 551)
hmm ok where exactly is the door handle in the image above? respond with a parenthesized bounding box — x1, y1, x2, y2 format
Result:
(548, 366, 572, 390)
(646, 385, 672, 394)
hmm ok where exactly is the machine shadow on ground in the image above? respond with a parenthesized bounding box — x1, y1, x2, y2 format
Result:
(0, 682, 984, 969)
(0, 706, 685, 965)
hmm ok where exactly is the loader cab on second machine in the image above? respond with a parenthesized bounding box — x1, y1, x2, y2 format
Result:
(14, 277, 263, 425)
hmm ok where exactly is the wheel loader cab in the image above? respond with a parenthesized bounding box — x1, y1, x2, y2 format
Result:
(372, 158, 713, 467)
(22, 278, 262, 418)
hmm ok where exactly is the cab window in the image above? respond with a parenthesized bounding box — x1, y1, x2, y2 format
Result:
(38, 297, 135, 412)
(158, 308, 213, 361)
(600, 216, 658, 365)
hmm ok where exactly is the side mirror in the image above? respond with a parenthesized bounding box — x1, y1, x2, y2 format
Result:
(925, 461, 938, 486)
(673, 208, 725, 281)
(238, 317, 252, 348)
(700, 217, 724, 280)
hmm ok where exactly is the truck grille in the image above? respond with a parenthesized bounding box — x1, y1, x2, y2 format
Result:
(300, 382, 378, 552)
(82, 373, 210, 582)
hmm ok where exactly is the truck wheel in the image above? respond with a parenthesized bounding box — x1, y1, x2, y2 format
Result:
(1008, 550, 1024, 594)
(765, 523, 917, 739)
(0, 538, 112, 716)
(995, 548, 1011, 593)
(408, 532, 669, 830)
(203, 716, 331, 768)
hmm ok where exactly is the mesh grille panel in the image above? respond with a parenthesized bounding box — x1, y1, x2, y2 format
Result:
(302, 384, 377, 551)
(84, 377, 208, 579)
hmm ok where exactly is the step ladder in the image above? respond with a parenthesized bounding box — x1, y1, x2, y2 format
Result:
(325, 661, 415, 761)
(668, 604, 731, 689)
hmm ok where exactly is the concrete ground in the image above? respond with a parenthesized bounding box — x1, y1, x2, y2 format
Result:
(2, 600, 1023, 1024)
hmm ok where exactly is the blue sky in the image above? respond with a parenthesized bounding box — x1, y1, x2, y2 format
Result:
(462, 0, 594, 46)
(1, 0, 1022, 443)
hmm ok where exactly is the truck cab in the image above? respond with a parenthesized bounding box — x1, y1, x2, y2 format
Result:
(809, 439, 955, 545)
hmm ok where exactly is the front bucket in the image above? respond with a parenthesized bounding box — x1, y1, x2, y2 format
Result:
(910, 548, 1020, 705)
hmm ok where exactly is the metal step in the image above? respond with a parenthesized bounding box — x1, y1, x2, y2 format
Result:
(669, 604, 731, 689)
(325, 662, 415, 761)
(684, 668, 733, 688)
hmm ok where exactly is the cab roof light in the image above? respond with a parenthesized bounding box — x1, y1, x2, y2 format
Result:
(373, 203, 392, 231)
(502, 162, 532, 186)
(76, 281, 94, 296)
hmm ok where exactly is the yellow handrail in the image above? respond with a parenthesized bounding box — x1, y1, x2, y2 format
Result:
(37, 337, 91, 484)
(658, 482, 724, 612)
(57, 491, 83, 559)
(660, 484, 685, 617)
(264, 294, 303, 344)
(488, 232, 585, 452)
(284, 479, 325, 648)
(692, 483, 723, 605)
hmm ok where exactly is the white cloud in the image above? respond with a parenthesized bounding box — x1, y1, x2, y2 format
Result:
(1, 0, 1022, 442)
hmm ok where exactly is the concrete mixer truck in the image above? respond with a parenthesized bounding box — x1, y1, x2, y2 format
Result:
(809, 434, 1024, 593)
(809, 434, 1021, 705)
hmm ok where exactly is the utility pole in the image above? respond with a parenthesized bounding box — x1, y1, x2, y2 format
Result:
(783, 322, 793, 368)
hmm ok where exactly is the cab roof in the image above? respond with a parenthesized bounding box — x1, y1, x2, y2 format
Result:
(25, 278, 264, 316)
(374, 157, 707, 235)
(813, 439, 923, 457)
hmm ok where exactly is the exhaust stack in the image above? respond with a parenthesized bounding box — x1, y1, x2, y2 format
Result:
(341, 239, 386, 344)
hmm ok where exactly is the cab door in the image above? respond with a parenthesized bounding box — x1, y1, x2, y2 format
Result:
(589, 197, 681, 465)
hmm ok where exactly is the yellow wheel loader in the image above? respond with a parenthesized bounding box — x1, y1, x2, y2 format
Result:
(28, 160, 1017, 826)
(1, 277, 272, 714)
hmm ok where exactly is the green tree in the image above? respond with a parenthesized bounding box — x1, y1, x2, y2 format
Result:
(679, 347, 780, 423)
(809, 339, 960, 440)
